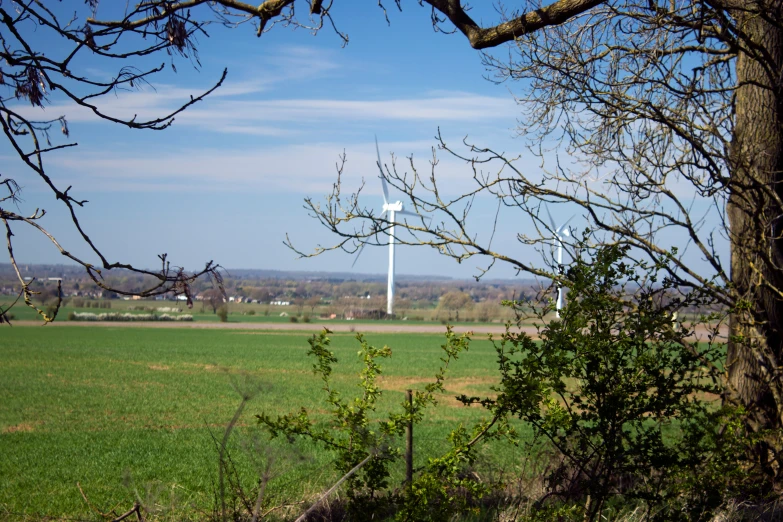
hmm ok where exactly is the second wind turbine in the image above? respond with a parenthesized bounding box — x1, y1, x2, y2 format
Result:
(352, 137, 424, 317)
(545, 206, 574, 318)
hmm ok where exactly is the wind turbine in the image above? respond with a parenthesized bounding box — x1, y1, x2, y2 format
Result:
(545, 207, 575, 318)
(352, 137, 425, 317)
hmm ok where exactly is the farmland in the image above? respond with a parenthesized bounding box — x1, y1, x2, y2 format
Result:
(0, 297, 523, 327)
(0, 325, 529, 520)
(0, 263, 538, 326)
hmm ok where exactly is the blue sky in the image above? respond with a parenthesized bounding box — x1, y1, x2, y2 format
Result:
(5, 2, 726, 281)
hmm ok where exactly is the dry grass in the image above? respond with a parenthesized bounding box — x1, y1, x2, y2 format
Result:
(2, 422, 37, 434)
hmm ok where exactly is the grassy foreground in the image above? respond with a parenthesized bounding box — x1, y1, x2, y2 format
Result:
(0, 325, 529, 520)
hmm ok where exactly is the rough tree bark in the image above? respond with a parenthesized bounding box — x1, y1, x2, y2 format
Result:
(728, 2, 783, 471)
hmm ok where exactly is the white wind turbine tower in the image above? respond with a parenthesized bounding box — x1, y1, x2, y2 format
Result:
(545, 207, 575, 318)
(352, 137, 425, 317)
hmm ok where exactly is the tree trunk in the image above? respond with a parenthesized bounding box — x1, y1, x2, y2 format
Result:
(727, 1, 783, 476)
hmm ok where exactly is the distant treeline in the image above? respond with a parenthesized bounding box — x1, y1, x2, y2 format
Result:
(0, 263, 540, 309)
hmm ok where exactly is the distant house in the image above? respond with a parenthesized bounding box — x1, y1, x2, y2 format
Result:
(270, 300, 290, 306)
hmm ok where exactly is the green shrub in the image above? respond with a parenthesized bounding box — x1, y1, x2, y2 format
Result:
(247, 309, 256, 316)
(469, 244, 744, 520)
(44, 303, 59, 320)
(69, 312, 193, 322)
(302, 314, 311, 323)
(216, 306, 228, 323)
(289, 316, 298, 323)
(258, 328, 472, 520)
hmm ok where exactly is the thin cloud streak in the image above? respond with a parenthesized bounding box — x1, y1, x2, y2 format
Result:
(180, 95, 515, 124)
(8, 43, 344, 128)
(12, 91, 516, 134)
(52, 140, 491, 195)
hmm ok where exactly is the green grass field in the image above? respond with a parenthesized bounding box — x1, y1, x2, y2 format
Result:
(0, 325, 529, 520)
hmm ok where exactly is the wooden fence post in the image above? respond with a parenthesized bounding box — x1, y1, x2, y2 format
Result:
(406, 389, 413, 486)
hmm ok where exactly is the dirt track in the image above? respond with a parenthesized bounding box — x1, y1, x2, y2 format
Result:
(15, 319, 728, 340)
(15, 319, 524, 335)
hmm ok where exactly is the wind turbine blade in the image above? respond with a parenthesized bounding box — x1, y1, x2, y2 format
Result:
(375, 135, 389, 205)
(545, 205, 556, 232)
(351, 243, 367, 268)
(397, 209, 431, 224)
(557, 214, 576, 235)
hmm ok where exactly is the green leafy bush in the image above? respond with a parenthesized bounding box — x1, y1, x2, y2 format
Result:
(69, 312, 193, 322)
(44, 303, 59, 320)
(257, 328, 476, 520)
(216, 306, 228, 323)
(465, 244, 747, 520)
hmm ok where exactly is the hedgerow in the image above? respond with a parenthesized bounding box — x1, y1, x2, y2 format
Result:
(67, 312, 193, 322)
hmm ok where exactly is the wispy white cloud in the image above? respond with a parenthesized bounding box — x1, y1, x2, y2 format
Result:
(10, 44, 343, 127)
(51, 139, 492, 196)
(10, 34, 515, 137)
(259, 44, 341, 78)
(13, 90, 515, 135)
(182, 94, 514, 125)
(214, 124, 295, 136)
(6, 41, 523, 197)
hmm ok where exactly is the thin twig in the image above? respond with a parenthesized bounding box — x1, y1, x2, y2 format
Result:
(294, 454, 372, 522)
(110, 502, 144, 522)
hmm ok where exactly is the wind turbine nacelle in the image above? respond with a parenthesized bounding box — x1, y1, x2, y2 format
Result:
(383, 201, 404, 212)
